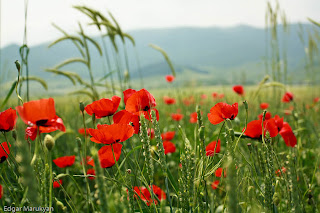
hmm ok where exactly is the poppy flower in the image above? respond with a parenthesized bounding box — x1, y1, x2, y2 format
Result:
(88, 124, 134, 144)
(211, 180, 220, 190)
(206, 139, 221, 156)
(314, 97, 320, 103)
(232, 85, 244, 96)
(16, 98, 66, 140)
(258, 112, 272, 120)
(161, 131, 175, 141)
(279, 122, 297, 147)
(163, 96, 176, 105)
(284, 106, 294, 115)
(81, 156, 93, 166)
(244, 119, 278, 139)
(212, 92, 218, 99)
(163, 141, 176, 154)
(53, 155, 76, 168)
(0, 142, 10, 163)
(274, 115, 284, 131)
(0, 108, 17, 132)
(53, 179, 63, 188)
(215, 168, 223, 178)
(201, 94, 207, 99)
(165, 75, 175, 83)
(125, 89, 156, 113)
(78, 128, 90, 137)
(171, 113, 183, 121)
(88, 143, 123, 168)
(182, 96, 195, 106)
(208, 102, 238, 125)
(87, 169, 95, 180)
(85, 96, 121, 118)
(275, 167, 287, 176)
(282, 92, 294, 103)
(260, 103, 269, 110)
(148, 128, 155, 139)
(133, 185, 166, 206)
(219, 93, 225, 99)
(189, 112, 198, 123)
(113, 110, 140, 134)
(123, 89, 137, 105)
(0, 184, 2, 199)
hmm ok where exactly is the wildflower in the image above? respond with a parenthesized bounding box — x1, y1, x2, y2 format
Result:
(133, 185, 166, 206)
(284, 106, 294, 115)
(260, 103, 269, 110)
(88, 143, 123, 168)
(244, 119, 278, 139)
(206, 139, 221, 156)
(282, 92, 294, 103)
(275, 167, 287, 176)
(16, 98, 66, 140)
(85, 96, 121, 118)
(53, 156, 76, 168)
(258, 111, 272, 120)
(163, 141, 176, 154)
(208, 102, 238, 125)
(87, 169, 95, 180)
(163, 96, 176, 105)
(161, 131, 175, 140)
(212, 92, 218, 99)
(189, 112, 198, 123)
(201, 94, 207, 99)
(78, 128, 90, 136)
(215, 168, 223, 177)
(125, 89, 156, 113)
(0, 142, 10, 163)
(182, 96, 195, 106)
(171, 113, 183, 121)
(165, 75, 175, 83)
(211, 180, 220, 190)
(279, 122, 297, 147)
(232, 85, 244, 96)
(0, 108, 17, 132)
(53, 180, 63, 188)
(219, 93, 225, 99)
(113, 110, 140, 134)
(314, 97, 319, 103)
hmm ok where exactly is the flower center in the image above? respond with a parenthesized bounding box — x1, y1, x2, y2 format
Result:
(36, 119, 48, 126)
(0, 156, 7, 163)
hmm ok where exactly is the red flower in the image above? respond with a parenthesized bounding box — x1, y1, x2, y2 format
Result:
(125, 89, 156, 113)
(113, 110, 140, 134)
(161, 131, 175, 141)
(0, 142, 10, 163)
(282, 92, 294, 103)
(206, 139, 221, 156)
(258, 112, 272, 120)
(163, 141, 176, 154)
(78, 128, 90, 137)
(123, 89, 137, 105)
(212, 92, 218, 99)
(215, 168, 223, 178)
(163, 96, 176, 105)
(87, 169, 95, 180)
(165, 75, 175, 83)
(171, 113, 183, 121)
(85, 96, 121, 118)
(314, 97, 319, 103)
(0, 184, 2, 199)
(201, 94, 207, 99)
(16, 98, 66, 140)
(211, 180, 220, 190)
(189, 112, 198, 123)
(148, 128, 155, 139)
(244, 119, 278, 139)
(284, 106, 294, 115)
(0, 108, 17, 132)
(81, 156, 93, 166)
(208, 102, 238, 125)
(274, 115, 284, 130)
(53, 156, 76, 168)
(88, 124, 134, 144)
(275, 167, 287, 176)
(182, 96, 195, 106)
(279, 122, 297, 147)
(232, 85, 244, 96)
(53, 180, 63, 188)
(260, 103, 269, 110)
(88, 143, 122, 168)
(133, 185, 166, 206)
(219, 93, 225, 99)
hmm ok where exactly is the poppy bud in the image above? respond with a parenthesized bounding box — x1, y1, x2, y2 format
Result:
(15, 60, 21, 72)
(44, 134, 55, 151)
(243, 100, 248, 110)
(127, 169, 131, 174)
(76, 137, 82, 149)
(79, 102, 85, 112)
(273, 192, 280, 206)
(12, 130, 17, 141)
(55, 198, 67, 211)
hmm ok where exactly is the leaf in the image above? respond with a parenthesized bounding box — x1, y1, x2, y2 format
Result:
(54, 58, 88, 70)
(83, 35, 103, 56)
(45, 69, 77, 85)
(49, 36, 84, 48)
(123, 33, 135, 46)
(0, 81, 17, 110)
(149, 44, 176, 77)
(308, 18, 320, 28)
(68, 90, 95, 100)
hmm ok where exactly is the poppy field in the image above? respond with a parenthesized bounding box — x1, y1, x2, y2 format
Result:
(1, 4, 320, 213)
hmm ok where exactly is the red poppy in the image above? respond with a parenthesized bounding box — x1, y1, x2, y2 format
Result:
(53, 156, 76, 168)
(78, 128, 90, 137)
(171, 113, 184, 121)
(125, 89, 156, 113)
(88, 124, 134, 144)
(163, 96, 176, 105)
(0, 142, 10, 163)
(148, 128, 155, 139)
(165, 75, 175, 83)
(219, 93, 225, 99)
(81, 156, 93, 166)
(208, 102, 238, 125)
(123, 89, 137, 105)
(0, 108, 17, 132)
(85, 96, 121, 118)
(215, 168, 223, 178)
(282, 92, 294, 103)
(206, 139, 221, 156)
(133, 185, 166, 206)
(16, 98, 66, 140)
(279, 122, 297, 147)
(260, 103, 269, 110)
(201, 94, 207, 99)
(232, 85, 244, 96)
(163, 141, 176, 154)
(161, 131, 175, 141)
(258, 112, 272, 120)
(182, 96, 195, 106)
(211, 180, 220, 190)
(275, 167, 287, 176)
(314, 97, 320, 103)
(244, 118, 278, 139)
(0, 184, 2, 199)
(87, 169, 95, 180)
(189, 112, 198, 123)
(284, 106, 294, 115)
(113, 110, 140, 134)
(212, 92, 218, 99)
(88, 143, 123, 168)
(53, 179, 63, 188)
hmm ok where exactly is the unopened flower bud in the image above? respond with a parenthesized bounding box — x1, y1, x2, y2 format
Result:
(44, 134, 55, 151)
(15, 60, 21, 72)
(79, 102, 85, 112)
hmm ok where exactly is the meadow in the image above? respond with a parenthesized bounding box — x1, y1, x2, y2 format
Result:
(0, 4, 320, 213)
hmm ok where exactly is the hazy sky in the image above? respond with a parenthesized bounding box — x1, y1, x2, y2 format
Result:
(1, 0, 320, 47)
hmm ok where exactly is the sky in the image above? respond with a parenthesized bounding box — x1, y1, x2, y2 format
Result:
(1, 0, 320, 47)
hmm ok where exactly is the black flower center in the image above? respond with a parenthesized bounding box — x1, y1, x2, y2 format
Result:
(0, 156, 7, 163)
(143, 106, 150, 111)
(36, 119, 48, 126)
(230, 115, 235, 120)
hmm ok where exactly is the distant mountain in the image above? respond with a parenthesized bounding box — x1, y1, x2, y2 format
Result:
(0, 24, 315, 93)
